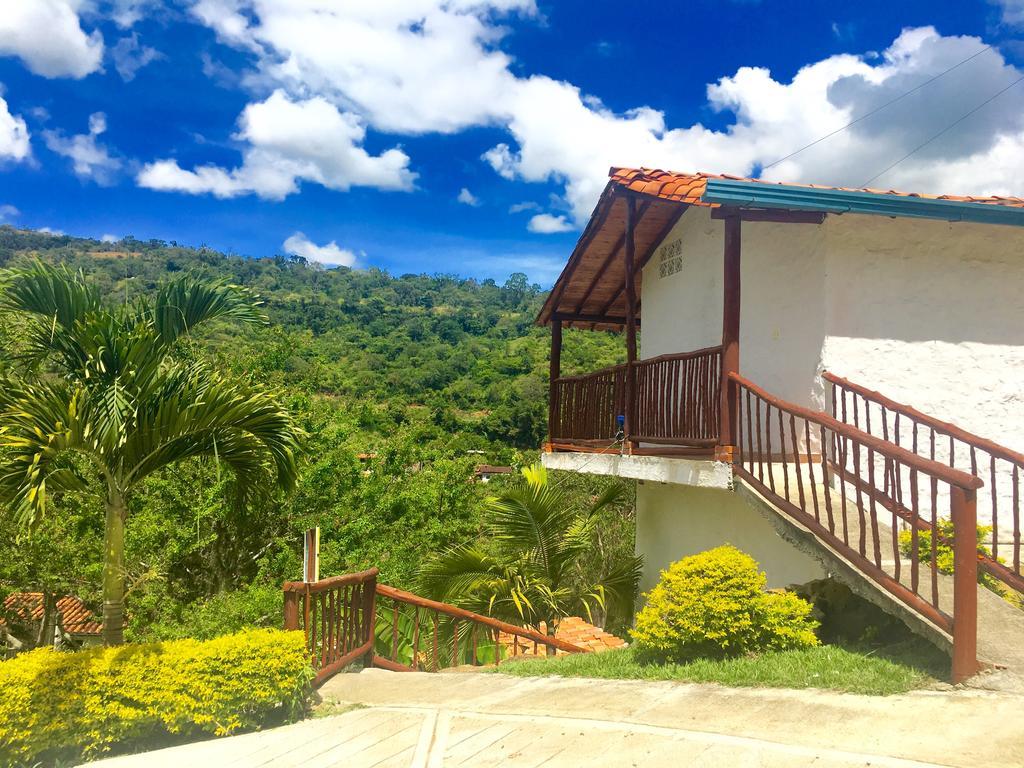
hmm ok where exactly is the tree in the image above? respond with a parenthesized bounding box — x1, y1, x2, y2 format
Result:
(0, 262, 301, 645)
(417, 464, 642, 640)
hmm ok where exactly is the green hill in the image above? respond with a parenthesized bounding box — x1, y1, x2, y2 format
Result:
(0, 227, 629, 642)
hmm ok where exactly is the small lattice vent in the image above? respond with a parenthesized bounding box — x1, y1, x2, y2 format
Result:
(658, 238, 682, 278)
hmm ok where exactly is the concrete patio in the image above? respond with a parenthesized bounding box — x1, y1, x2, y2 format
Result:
(87, 668, 1024, 767)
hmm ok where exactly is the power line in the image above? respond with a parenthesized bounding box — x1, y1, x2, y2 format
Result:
(761, 45, 993, 172)
(860, 72, 1024, 188)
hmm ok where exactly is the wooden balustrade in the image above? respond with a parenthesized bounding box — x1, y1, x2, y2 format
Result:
(372, 584, 587, 671)
(549, 346, 721, 453)
(824, 372, 1024, 596)
(284, 574, 587, 683)
(729, 372, 982, 682)
(283, 567, 378, 686)
(631, 346, 721, 448)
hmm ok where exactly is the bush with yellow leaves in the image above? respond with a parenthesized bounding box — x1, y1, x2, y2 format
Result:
(631, 545, 819, 663)
(0, 628, 311, 766)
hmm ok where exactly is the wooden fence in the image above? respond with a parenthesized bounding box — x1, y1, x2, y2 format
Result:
(284, 574, 586, 685)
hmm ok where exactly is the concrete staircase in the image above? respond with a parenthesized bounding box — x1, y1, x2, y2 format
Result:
(735, 466, 1024, 690)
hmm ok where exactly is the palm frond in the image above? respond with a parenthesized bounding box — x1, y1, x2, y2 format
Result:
(0, 377, 96, 527)
(122, 362, 301, 495)
(0, 260, 100, 328)
(150, 278, 267, 348)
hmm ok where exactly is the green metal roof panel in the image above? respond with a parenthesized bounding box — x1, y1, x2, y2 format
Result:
(703, 178, 1024, 227)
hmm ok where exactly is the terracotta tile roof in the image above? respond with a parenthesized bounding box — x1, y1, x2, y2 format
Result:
(608, 167, 1024, 208)
(499, 616, 627, 656)
(536, 166, 1024, 332)
(2, 592, 102, 635)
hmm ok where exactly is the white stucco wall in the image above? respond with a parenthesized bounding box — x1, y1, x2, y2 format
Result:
(640, 205, 827, 410)
(639, 207, 1024, 525)
(635, 481, 826, 594)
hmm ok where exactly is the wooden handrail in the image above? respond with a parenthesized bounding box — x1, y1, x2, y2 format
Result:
(553, 346, 725, 384)
(554, 362, 627, 384)
(376, 584, 589, 654)
(823, 371, 1024, 467)
(283, 567, 379, 593)
(729, 372, 983, 490)
(630, 345, 724, 367)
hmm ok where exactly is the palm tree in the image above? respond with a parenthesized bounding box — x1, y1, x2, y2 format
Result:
(0, 262, 301, 645)
(418, 464, 642, 641)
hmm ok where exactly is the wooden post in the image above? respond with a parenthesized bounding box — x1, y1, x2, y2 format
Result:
(717, 210, 741, 462)
(283, 590, 300, 630)
(623, 195, 638, 451)
(950, 486, 980, 683)
(362, 571, 377, 668)
(548, 318, 562, 443)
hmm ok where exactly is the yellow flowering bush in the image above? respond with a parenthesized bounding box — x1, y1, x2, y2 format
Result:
(0, 628, 311, 766)
(631, 546, 819, 662)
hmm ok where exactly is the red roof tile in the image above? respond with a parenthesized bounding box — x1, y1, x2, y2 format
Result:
(3, 592, 102, 635)
(608, 167, 1024, 208)
(498, 615, 627, 656)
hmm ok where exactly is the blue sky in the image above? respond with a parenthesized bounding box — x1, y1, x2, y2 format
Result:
(1, 1, 1023, 286)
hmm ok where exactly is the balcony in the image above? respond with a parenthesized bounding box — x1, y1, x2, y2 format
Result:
(548, 345, 722, 458)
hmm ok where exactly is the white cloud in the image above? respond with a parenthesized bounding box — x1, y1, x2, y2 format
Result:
(100, 233, 119, 243)
(0, 204, 18, 223)
(527, 213, 574, 234)
(0, 95, 30, 162)
(111, 33, 163, 81)
(138, 90, 415, 198)
(180, 8, 1024, 222)
(509, 201, 539, 214)
(283, 231, 358, 268)
(0, 0, 103, 79)
(992, 0, 1024, 27)
(44, 112, 123, 185)
(110, 0, 155, 28)
(457, 187, 481, 206)
(38, 227, 66, 236)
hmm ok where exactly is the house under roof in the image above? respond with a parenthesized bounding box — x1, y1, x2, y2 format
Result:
(536, 167, 1024, 332)
(2, 592, 102, 636)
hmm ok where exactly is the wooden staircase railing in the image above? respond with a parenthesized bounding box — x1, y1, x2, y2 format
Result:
(824, 372, 1024, 596)
(284, 573, 587, 685)
(373, 584, 587, 672)
(283, 567, 378, 686)
(729, 372, 984, 683)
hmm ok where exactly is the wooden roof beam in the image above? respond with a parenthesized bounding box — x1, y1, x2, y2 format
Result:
(710, 207, 825, 224)
(595, 203, 688, 318)
(571, 199, 652, 316)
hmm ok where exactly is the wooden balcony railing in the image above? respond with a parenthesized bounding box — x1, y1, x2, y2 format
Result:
(824, 372, 1024, 595)
(730, 372, 983, 682)
(549, 345, 721, 453)
(284, 573, 587, 684)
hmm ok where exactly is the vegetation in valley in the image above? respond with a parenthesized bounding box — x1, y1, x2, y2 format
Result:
(0, 227, 628, 646)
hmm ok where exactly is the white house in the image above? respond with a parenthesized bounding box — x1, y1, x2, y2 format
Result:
(538, 167, 1024, 683)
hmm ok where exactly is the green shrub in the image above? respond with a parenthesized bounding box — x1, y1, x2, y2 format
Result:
(0, 629, 312, 766)
(631, 546, 819, 663)
(899, 521, 1024, 609)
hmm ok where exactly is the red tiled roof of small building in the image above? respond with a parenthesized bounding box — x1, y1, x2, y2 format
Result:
(608, 167, 1024, 208)
(2, 592, 102, 635)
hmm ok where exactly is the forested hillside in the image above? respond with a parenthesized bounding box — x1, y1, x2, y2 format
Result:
(0, 227, 630, 641)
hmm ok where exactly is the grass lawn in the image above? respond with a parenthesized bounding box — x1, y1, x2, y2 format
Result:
(495, 641, 949, 696)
